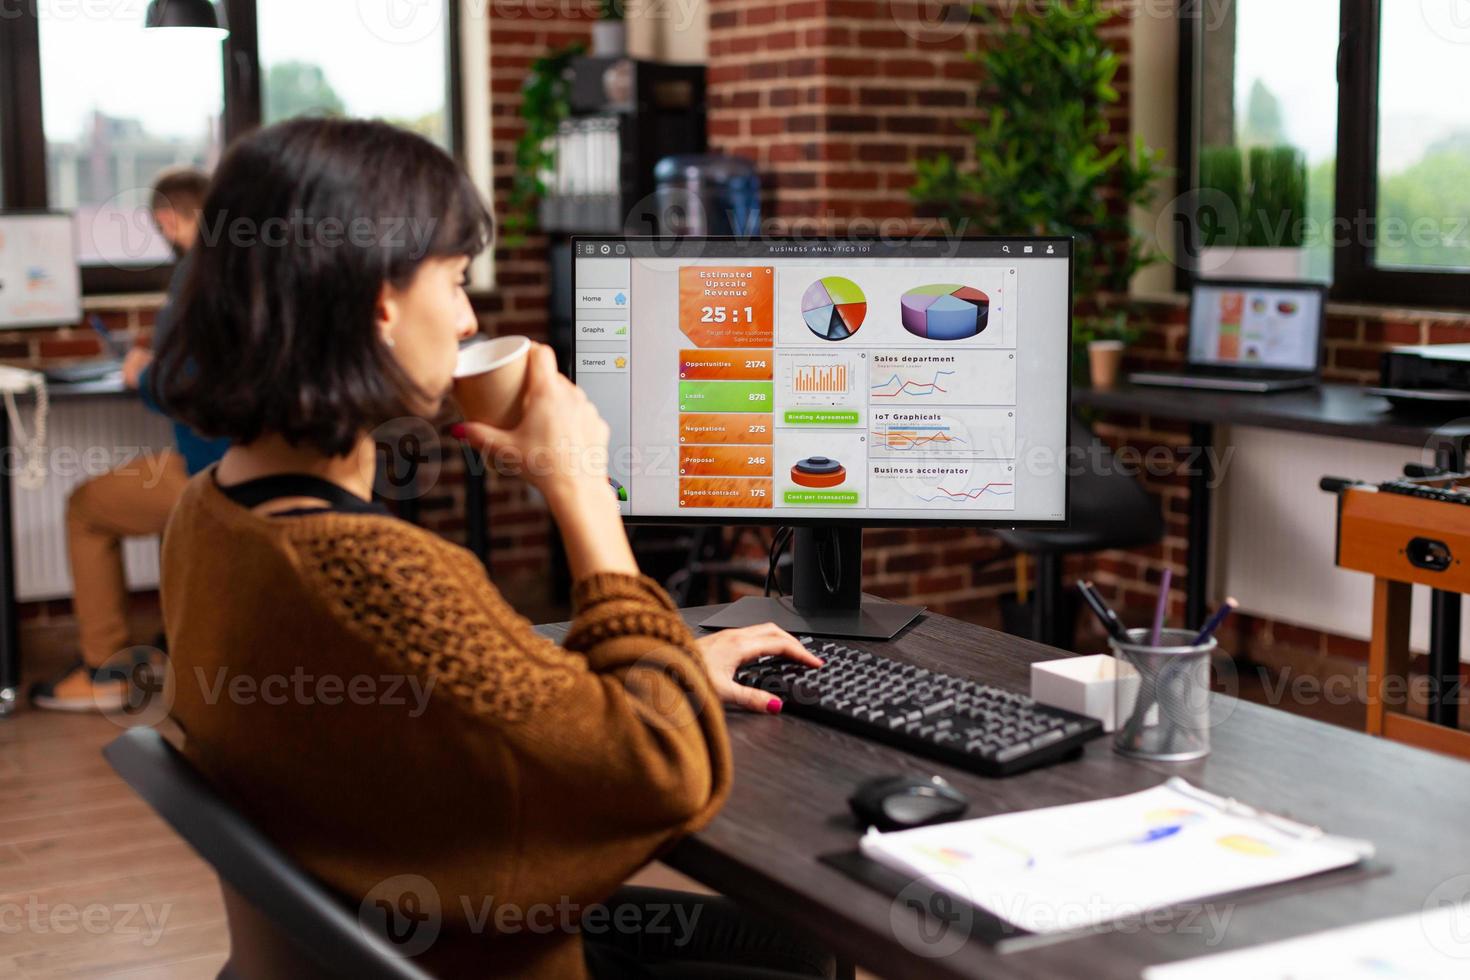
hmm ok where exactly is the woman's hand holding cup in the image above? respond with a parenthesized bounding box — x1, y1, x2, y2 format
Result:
(453, 342, 612, 510)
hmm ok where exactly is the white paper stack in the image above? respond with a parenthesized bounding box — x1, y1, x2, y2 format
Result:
(859, 778, 1373, 935)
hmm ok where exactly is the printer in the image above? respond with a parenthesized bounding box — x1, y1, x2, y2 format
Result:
(1369, 344, 1470, 405)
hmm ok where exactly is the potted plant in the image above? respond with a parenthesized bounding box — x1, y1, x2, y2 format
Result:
(911, 0, 1168, 382)
(592, 0, 626, 57)
(502, 42, 584, 246)
(1196, 144, 1309, 280)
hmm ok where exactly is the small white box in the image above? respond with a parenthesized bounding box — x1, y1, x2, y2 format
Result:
(1031, 655, 1139, 733)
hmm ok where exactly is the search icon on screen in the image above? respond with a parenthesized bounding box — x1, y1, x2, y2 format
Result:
(1001, 245, 1011, 253)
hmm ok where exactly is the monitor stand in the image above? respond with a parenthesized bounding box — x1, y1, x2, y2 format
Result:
(699, 527, 925, 640)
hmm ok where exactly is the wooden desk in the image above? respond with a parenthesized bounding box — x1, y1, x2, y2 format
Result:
(541, 606, 1470, 979)
(1074, 380, 1470, 729)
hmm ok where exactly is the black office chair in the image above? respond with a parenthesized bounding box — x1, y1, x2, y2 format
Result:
(103, 727, 435, 980)
(995, 416, 1164, 648)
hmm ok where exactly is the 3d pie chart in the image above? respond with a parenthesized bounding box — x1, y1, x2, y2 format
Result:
(791, 456, 847, 488)
(802, 276, 867, 341)
(901, 284, 990, 340)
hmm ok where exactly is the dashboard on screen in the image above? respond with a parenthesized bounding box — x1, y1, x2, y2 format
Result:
(573, 238, 1072, 525)
(1187, 283, 1325, 371)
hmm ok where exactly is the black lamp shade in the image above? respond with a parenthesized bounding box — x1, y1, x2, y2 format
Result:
(144, 0, 227, 33)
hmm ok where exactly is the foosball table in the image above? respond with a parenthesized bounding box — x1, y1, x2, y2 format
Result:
(1322, 466, 1470, 759)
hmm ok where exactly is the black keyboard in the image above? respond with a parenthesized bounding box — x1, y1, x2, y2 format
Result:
(736, 638, 1104, 777)
(1379, 480, 1470, 505)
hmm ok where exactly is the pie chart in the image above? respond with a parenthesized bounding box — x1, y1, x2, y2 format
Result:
(802, 276, 866, 341)
(901, 284, 990, 340)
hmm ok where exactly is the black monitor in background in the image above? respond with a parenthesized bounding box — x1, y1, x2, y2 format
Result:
(572, 236, 1074, 639)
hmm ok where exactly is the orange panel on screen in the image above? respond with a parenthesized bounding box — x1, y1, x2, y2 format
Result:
(678, 414, 774, 445)
(679, 477, 774, 509)
(678, 267, 775, 348)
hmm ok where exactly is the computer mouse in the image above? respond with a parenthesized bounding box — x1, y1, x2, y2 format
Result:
(849, 774, 970, 831)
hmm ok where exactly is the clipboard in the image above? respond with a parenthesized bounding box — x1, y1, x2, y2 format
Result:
(822, 778, 1388, 954)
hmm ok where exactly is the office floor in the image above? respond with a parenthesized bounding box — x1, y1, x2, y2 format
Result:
(0, 622, 879, 979)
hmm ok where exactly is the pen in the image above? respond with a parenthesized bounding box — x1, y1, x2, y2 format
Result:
(1192, 597, 1239, 645)
(1031, 824, 1184, 867)
(1149, 568, 1172, 647)
(88, 314, 130, 360)
(1077, 580, 1128, 643)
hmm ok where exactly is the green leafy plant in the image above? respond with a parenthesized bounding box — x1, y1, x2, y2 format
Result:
(911, 0, 1168, 339)
(502, 42, 585, 246)
(1197, 146, 1245, 247)
(1197, 144, 1307, 248)
(1245, 146, 1306, 247)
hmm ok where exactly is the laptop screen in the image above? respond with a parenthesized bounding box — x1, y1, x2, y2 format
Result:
(1187, 282, 1324, 371)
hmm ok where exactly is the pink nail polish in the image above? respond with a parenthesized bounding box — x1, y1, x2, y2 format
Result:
(766, 698, 783, 715)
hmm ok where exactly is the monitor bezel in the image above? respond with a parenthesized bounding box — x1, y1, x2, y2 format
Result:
(571, 234, 1073, 530)
(1185, 278, 1330, 376)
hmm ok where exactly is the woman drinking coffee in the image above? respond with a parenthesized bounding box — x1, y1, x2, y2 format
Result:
(154, 117, 831, 980)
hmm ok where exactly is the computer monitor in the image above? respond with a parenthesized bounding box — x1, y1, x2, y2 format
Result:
(573, 236, 1073, 638)
(0, 212, 82, 329)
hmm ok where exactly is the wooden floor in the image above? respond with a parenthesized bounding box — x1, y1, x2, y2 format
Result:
(0, 709, 231, 978)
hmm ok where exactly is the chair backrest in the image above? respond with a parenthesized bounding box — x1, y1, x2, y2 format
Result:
(995, 415, 1165, 555)
(103, 727, 435, 980)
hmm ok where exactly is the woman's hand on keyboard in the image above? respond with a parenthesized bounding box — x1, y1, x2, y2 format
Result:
(695, 624, 824, 715)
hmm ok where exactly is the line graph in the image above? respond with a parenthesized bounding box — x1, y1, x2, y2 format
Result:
(870, 461, 1017, 511)
(870, 370, 955, 399)
(867, 351, 1018, 406)
(873, 425, 968, 451)
(917, 483, 1014, 502)
(870, 408, 1015, 460)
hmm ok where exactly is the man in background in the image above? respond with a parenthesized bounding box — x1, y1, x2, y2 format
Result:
(30, 167, 230, 711)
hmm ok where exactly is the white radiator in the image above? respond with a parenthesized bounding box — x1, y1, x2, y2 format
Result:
(9, 395, 175, 602)
(1216, 425, 1469, 659)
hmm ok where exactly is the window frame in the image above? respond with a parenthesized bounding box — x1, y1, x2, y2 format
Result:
(1176, 0, 1470, 310)
(0, 0, 467, 297)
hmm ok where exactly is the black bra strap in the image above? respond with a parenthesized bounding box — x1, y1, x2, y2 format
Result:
(215, 473, 386, 515)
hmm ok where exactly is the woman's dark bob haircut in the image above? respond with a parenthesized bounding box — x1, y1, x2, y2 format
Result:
(155, 117, 493, 457)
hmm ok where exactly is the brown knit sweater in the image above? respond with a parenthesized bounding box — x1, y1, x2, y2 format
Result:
(161, 473, 732, 978)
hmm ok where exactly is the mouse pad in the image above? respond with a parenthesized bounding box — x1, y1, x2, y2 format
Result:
(819, 850, 1391, 955)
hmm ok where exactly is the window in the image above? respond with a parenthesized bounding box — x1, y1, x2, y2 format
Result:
(257, 0, 451, 148)
(1181, 0, 1470, 307)
(40, 9, 225, 269)
(1372, 4, 1470, 273)
(0, 0, 466, 294)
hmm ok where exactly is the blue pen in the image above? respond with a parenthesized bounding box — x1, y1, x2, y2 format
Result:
(88, 314, 130, 360)
(1192, 597, 1239, 646)
(1055, 824, 1184, 863)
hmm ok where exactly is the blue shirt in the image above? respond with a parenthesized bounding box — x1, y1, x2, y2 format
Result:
(139, 255, 231, 475)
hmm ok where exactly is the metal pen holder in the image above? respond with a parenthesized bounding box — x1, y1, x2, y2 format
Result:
(1109, 628, 1218, 762)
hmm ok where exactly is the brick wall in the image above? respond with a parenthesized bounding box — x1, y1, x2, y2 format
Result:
(0, 303, 155, 366)
(706, 0, 984, 230)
